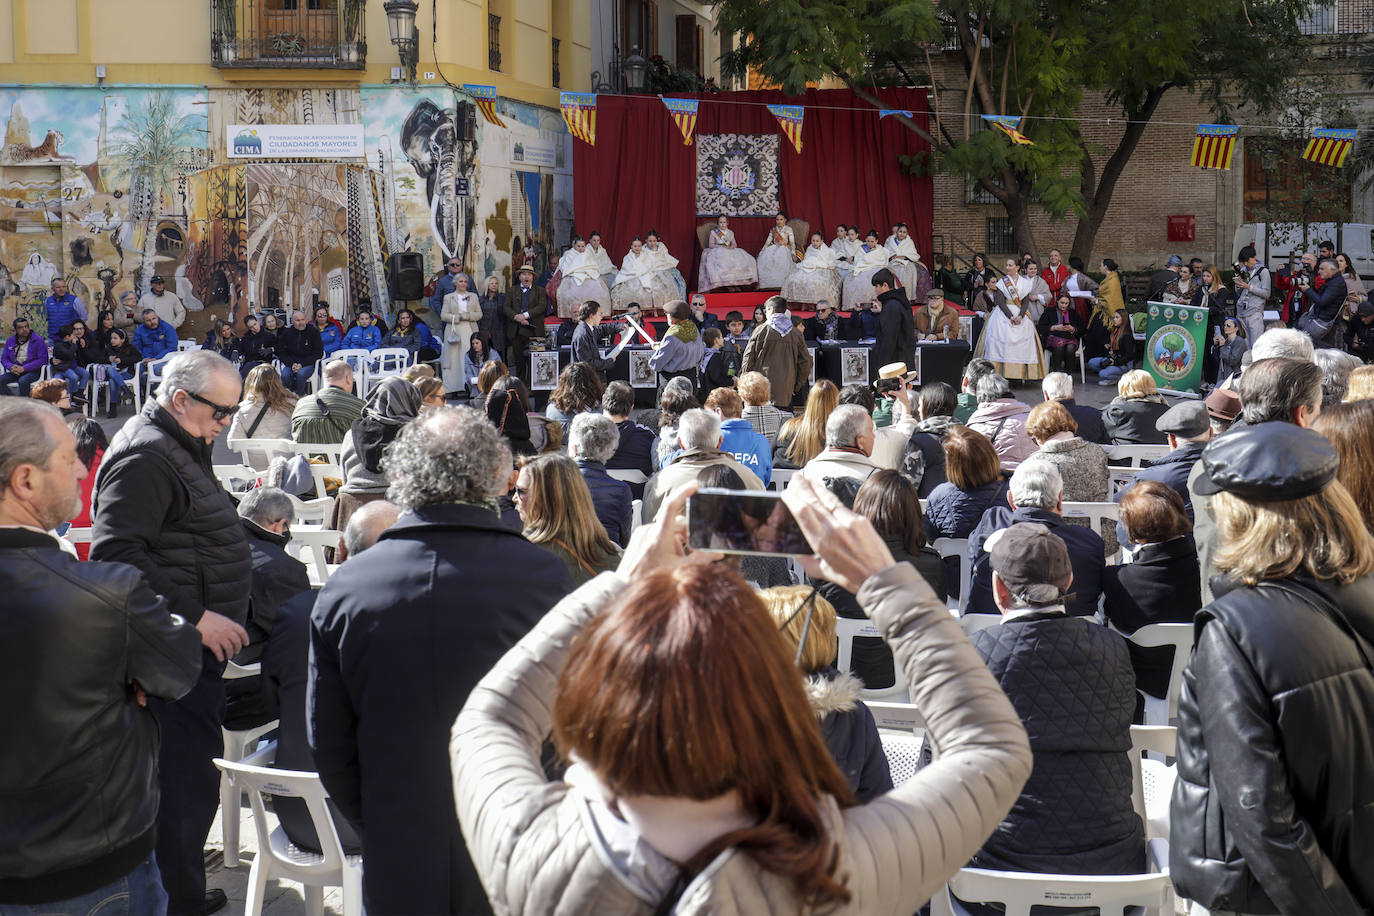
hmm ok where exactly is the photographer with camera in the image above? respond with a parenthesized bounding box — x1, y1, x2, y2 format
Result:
(1232, 246, 1271, 344)
(1276, 251, 1318, 326)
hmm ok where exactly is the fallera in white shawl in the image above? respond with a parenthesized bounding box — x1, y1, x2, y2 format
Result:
(887, 235, 920, 263)
(558, 246, 602, 283)
(642, 241, 679, 272)
(832, 237, 863, 262)
(796, 240, 838, 272)
(588, 241, 616, 275)
(853, 245, 893, 273)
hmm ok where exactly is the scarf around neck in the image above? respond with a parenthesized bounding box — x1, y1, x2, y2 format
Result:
(665, 320, 699, 344)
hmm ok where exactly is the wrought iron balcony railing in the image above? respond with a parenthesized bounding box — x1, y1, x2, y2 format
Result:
(212, 0, 367, 70)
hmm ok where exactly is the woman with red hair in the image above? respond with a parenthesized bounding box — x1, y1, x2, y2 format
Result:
(451, 478, 1031, 913)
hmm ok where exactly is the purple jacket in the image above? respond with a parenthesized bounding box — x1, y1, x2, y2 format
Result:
(2, 334, 49, 373)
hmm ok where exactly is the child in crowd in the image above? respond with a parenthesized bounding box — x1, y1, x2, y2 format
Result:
(341, 310, 383, 351)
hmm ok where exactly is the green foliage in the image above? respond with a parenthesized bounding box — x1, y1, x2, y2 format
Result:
(710, 0, 1318, 255)
(1162, 332, 1185, 356)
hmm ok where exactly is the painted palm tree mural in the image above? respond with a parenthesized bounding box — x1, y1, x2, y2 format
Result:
(104, 90, 202, 294)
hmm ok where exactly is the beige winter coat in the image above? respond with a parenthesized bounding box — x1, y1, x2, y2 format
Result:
(450, 563, 1032, 915)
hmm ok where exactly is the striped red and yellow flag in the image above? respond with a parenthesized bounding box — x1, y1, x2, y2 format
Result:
(560, 92, 597, 146)
(768, 104, 804, 154)
(982, 115, 1034, 146)
(1192, 124, 1239, 170)
(1303, 128, 1357, 167)
(661, 97, 699, 146)
(463, 84, 505, 129)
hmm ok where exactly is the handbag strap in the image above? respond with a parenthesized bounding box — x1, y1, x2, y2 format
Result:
(245, 403, 271, 438)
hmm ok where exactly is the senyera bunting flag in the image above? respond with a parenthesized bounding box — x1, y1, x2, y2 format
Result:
(982, 114, 1034, 146)
(561, 92, 597, 146)
(1192, 124, 1239, 170)
(768, 104, 804, 154)
(463, 84, 505, 129)
(661, 97, 700, 146)
(1303, 128, 1357, 168)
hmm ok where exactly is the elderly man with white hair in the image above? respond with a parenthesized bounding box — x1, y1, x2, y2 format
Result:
(91, 348, 251, 914)
(568, 412, 633, 546)
(798, 402, 881, 486)
(641, 407, 763, 520)
(1041, 371, 1108, 443)
(964, 458, 1106, 619)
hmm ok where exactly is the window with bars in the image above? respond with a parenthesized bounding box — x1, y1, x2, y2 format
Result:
(488, 14, 501, 71)
(966, 179, 999, 205)
(552, 38, 560, 87)
(986, 217, 1016, 254)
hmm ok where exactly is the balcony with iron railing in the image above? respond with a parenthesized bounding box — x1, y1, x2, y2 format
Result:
(212, 0, 367, 70)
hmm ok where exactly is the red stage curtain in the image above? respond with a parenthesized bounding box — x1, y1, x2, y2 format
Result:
(572, 88, 933, 295)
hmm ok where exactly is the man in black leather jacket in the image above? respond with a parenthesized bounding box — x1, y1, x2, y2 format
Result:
(1172, 422, 1374, 912)
(92, 350, 252, 916)
(0, 399, 201, 908)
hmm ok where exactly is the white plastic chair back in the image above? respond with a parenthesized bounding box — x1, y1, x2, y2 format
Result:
(227, 437, 296, 468)
(292, 440, 345, 466)
(287, 493, 334, 526)
(769, 467, 797, 491)
(864, 700, 926, 734)
(629, 499, 644, 533)
(307, 462, 344, 501)
(285, 528, 341, 584)
(214, 752, 363, 916)
(364, 347, 412, 394)
(1129, 725, 1178, 842)
(1108, 467, 1136, 497)
(878, 732, 924, 787)
(959, 613, 1002, 636)
(1105, 444, 1171, 468)
(212, 464, 259, 493)
(607, 468, 648, 485)
(930, 537, 970, 612)
(134, 356, 172, 413)
(1077, 344, 1087, 384)
(177, 340, 201, 351)
(931, 837, 1174, 916)
(1128, 622, 1194, 726)
(1060, 501, 1121, 545)
(834, 616, 908, 701)
(330, 348, 372, 394)
(62, 526, 92, 550)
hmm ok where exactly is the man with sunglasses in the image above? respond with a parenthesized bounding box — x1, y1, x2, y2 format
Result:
(92, 349, 252, 916)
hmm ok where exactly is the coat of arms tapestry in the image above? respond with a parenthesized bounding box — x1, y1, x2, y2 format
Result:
(695, 134, 780, 217)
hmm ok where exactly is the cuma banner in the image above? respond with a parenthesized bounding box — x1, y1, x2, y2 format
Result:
(1144, 300, 1209, 395)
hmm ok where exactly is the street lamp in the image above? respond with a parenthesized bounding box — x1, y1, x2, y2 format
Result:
(621, 47, 648, 93)
(384, 0, 419, 82)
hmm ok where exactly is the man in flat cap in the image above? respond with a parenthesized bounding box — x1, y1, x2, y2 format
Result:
(959, 523, 1144, 878)
(138, 274, 186, 328)
(504, 263, 548, 381)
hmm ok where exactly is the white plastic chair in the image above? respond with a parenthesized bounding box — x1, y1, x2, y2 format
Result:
(930, 537, 970, 612)
(1105, 444, 1171, 468)
(363, 347, 413, 395)
(292, 440, 344, 466)
(61, 526, 92, 552)
(1128, 622, 1194, 727)
(306, 462, 344, 501)
(959, 613, 1002, 636)
(287, 493, 335, 526)
(1061, 500, 1120, 535)
(865, 700, 926, 733)
(931, 837, 1174, 916)
(1129, 725, 1178, 842)
(176, 340, 201, 352)
(835, 616, 909, 701)
(1107, 467, 1137, 497)
(629, 498, 644, 533)
(1077, 344, 1087, 384)
(769, 467, 797, 491)
(606, 468, 648, 485)
(218, 661, 277, 869)
(878, 732, 924, 787)
(133, 356, 172, 413)
(329, 349, 372, 395)
(214, 749, 364, 916)
(285, 528, 342, 584)
(227, 437, 296, 469)
(212, 464, 260, 494)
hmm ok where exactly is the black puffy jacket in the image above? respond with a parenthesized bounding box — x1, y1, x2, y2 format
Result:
(92, 401, 252, 626)
(1171, 574, 1374, 913)
(969, 611, 1145, 876)
(0, 528, 201, 904)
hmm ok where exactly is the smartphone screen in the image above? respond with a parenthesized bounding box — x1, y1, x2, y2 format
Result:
(686, 488, 813, 557)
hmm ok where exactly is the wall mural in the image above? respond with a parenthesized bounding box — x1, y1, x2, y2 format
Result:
(0, 84, 572, 343)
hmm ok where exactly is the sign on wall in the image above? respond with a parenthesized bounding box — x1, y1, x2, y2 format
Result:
(227, 124, 365, 159)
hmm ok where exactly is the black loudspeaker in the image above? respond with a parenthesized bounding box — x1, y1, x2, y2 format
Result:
(387, 251, 425, 301)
